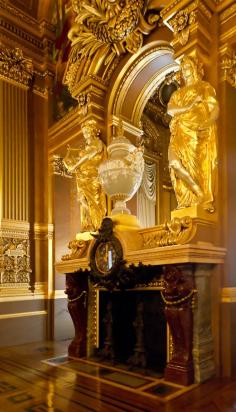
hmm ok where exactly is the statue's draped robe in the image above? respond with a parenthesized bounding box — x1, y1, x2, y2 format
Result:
(76, 140, 107, 231)
(168, 80, 217, 210)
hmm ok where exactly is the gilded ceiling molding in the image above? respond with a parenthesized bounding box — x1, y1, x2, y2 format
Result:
(221, 49, 236, 88)
(0, 44, 33, 86)
(64, 0, 160, 94)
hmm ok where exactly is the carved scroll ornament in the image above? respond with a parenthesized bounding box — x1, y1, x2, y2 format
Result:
(141, 216, 196, 248)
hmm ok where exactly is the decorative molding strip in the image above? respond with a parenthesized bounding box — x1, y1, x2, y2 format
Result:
(0, 310, 47, 320)
(0, 294, 46, 302)
(50, 290, 66, 300)
(220, 3, 236, 23)
(112, 115, 143, 139)
(0, 0, 38, 27)
(161, 0, 212, 22)
(0, 220, 30, 239)
(0, 44, 33, 86)
(33, 223, 54, 240)
(221, 287, 236, 303)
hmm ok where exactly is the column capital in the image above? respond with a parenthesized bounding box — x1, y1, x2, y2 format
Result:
(0, 44, 33, 87)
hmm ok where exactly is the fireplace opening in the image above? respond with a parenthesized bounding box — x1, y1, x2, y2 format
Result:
(98, 290, 167, 373)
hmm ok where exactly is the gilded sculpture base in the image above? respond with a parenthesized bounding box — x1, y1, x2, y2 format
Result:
(76, 231, 95, 241)
(110, 213, 141, 231)
(171, 205, 217, 222)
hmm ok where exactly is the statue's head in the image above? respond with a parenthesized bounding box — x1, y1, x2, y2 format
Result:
(180, 56, 203, 84)
(81, 119, 99, 143)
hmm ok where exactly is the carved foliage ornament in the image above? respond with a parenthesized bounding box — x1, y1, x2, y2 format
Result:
(170, 9, 196, 46)
(65, 0, 160, 89)
(0, 44, 33, 85)
(0, 238, 31, 284)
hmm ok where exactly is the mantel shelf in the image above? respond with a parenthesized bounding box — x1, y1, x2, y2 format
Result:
(55, 243, 226, 275)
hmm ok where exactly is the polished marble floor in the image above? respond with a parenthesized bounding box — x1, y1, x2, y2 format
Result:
(0, 340, 235, 411)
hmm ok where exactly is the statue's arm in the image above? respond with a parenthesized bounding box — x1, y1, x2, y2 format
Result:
(167, 92, 198, 116)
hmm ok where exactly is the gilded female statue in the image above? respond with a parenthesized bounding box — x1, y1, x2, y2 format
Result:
(63, 119, 106, 232)
(167, 56, 219, 212)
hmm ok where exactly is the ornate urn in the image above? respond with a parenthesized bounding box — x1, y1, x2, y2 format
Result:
(98, 123, 144, 215)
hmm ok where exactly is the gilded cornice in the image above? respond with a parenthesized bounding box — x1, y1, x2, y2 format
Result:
(161, 0, 213, 21)
(0, 1, 56, 71)
(0, 44, 33, 86)
(0, 0, 38, 28)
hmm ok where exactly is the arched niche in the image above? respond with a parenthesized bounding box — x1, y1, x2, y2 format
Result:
(107, 41, 179, 140)
(105, 40, 178, 222)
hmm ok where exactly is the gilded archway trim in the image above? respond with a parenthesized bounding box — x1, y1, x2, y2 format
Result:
(107, 42, 178, 133)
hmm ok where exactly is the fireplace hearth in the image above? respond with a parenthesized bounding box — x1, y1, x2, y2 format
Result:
(98, 290, 167, 373)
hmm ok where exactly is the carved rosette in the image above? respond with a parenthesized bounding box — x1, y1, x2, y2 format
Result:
(0, 44, 33, 86)
(169, 9, 196, 46)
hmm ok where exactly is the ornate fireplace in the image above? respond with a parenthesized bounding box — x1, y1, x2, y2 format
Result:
(56, 217, 226, 386)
